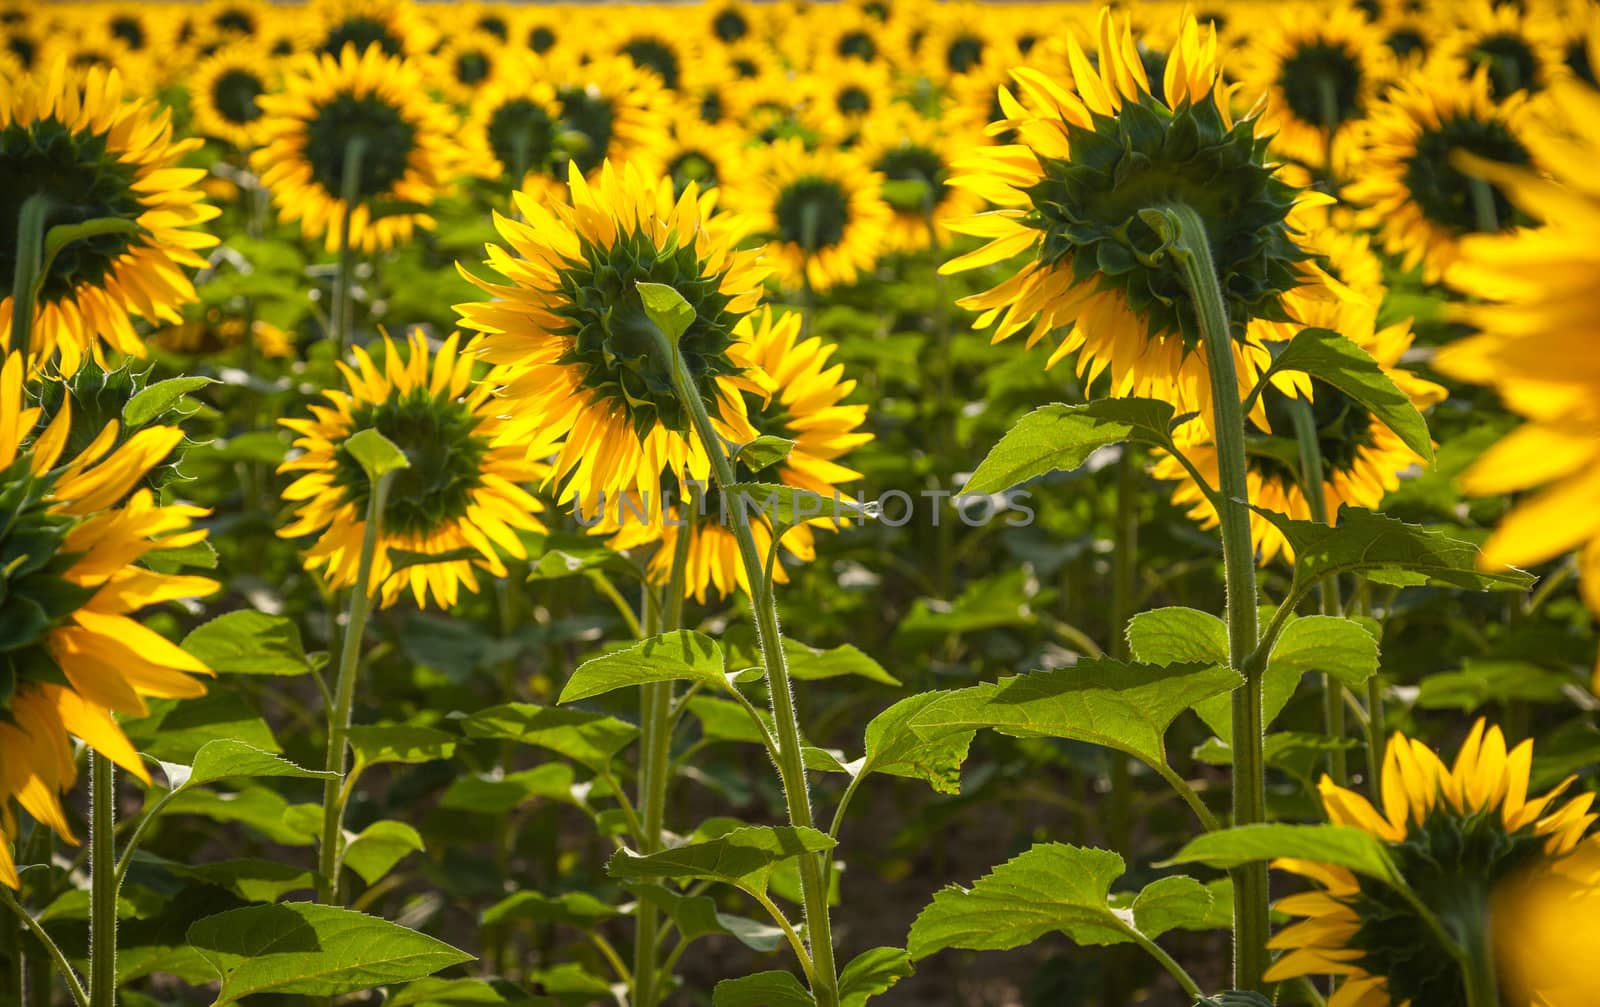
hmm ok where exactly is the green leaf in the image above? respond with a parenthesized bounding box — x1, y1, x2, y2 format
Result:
(733, 435, 796, 473)
(387, 547, 484, 575)
(342, 820, 424, 886)
(1126, 875, 1214, 938)
(344, 428, 411, 483)
(722, 482, 860, 531)
(1164, 824, 1400, 886)
(1415, 659, 1576, 712)
(462, 704, 637, 774)
(607, 826, 835, 891)
(386, 977, 536, 1007)
(481, 890, 619, 929)
(162, 785, 314, 846)
(159, 857, 315, 903)
(1255, 327, 1433, 463)
(124, 376, 215, 427)
(857, 692, 975, 794)
(964, 399, 1176, 495)
(176, 739, 333, 790)
(781, 638, 898, 685)
(908, 844, 1204, 960)
(625, 885, 785, 952)
(636, 281, 696, 344)
(438, 763, 580, 815)
(839, 947, 914, 1007)
(1125, 608, 1228, 666)
(180, 611, 310, 677)
(524, 533, 637, 582)
(712, 971, 814, 1007)
(1269, 615, 1378, 687)
(347, 725, 458, 769)
(1259, 507, 1537, 599)
(123, 688, 281, 762)
(909, 659, 1241, 771)
(1195, 993, 1274, 1007)
(687, 696, 771, 745)
(559, 631, 725, 703)
(187, 903, 472, 1005)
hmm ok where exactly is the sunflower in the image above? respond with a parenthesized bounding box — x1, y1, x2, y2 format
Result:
(941, 8, 1326, 433)
(464, 56, 565, 197)
(606, 307, 871, 603)
(199, 0, 271, 45)
(454, 2, 510, 42)
(188, 42, 274, 150)
(1434, 74, 1600, 686)
(1, 59, 220, 375)
(252, 43, 462, 253)
(918, 9, 1019, 85)
(1238, 7, 1391, 169)
(660, 111, 745, 197)
(1346, 62, 1536, 284)
(431, 30, 505, 106)
(802, 8, 909, 71)
(705, 1, 756, 45)
(150, 306, 295, 359)
(547, 53, 670, 179)
(455, 160, 769, 514)
(305, 0, 433, 61)
(0, 350, 218, 889)
(804, 56, 896, 143)
(855, 103, 984, 254)
(608, 17, 700, 93)
(1264, 720, 1599, 1006)
(1438, 0, 1563, 102)
(733, 137, 890, 292)
(278, 330, 547, 609)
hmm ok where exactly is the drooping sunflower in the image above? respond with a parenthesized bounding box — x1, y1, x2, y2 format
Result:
(252, 43, 462, 253)
(279, 330, 548, 609)
(607, 307, 871, 603)
(1265, 720, 1600, 1006)
(0, 350, 218, 889)
(1238, 7, 1392, 169)
(1435, 73, 1600, 686)
(1, 60, 220, 374)
(732, 137, 890, 292)
(1437, 0, 1563, 102)
(941, 8, 1327, 431)
(1346, 62, 1536, 284)
(857, 102, 985, 254)
(304, 0, 433, 60)
(188, 42, 274, 150)
(456, 161, 769, 513)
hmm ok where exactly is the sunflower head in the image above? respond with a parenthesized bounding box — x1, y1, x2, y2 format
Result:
(457, 161, 769, 508)
(1, 60, 220, 373)
(189, 42, 274, 149)
(1241, 9, 1389, 167)
(279, 330, 547, 609)
(1266, 720, 1598, 1006)
(252, 43, 462, 252)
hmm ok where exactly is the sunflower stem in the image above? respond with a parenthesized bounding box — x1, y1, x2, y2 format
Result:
(2, 884, 22, 1004)
(1289, 397, 1348, 784)
(316, 465, 394, 905)
(1161, 201, 1268, 993)
(88, 755, 116, 1007)
(1468, 177, 1500, 235)
(331, 138, 367, 357)
(632, 496, 695, 1007)
(1, 888, 87, 1007)
(658, 325, 840, 1007)
(8, 194, 51, 361)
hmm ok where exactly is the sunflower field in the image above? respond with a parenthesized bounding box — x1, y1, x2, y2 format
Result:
(4, 0, 1600, 1004)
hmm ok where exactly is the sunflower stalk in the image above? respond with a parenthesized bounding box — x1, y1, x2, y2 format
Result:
(1152, 202, 1268, 992)
(632, 495, 695, 1007)
(651, 313, 841, 1007)
(316, 437, 402, 905)
(7, 194, 50, 361)
(88, 755, 116, 1007)
(1289, 397, 1347, 784)
(330, 137, 368, 357)
(1, 888, 87, 1007)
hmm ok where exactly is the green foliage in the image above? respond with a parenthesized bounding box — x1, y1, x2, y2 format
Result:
(964, 399, 1178, 495)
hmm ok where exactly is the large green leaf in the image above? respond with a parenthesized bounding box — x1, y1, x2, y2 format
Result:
(180, 611, 311, 677)
(163, 786, 315, 846)
(559, 631, 726, 703)
(347, 725, 459, 769)
(1259, 507, 1536, 599)
(163, 739, 332, 791)
(481, 890, 619, 929)
(1125, 608, 1228, 667)
(782, 639, 899, 686)
(908, 843, 1211, 959)
(462, 704, 637, 774)
(839, 947, 914, 1007)
(712, 971, 814, 1007)
(123, 688, 281, 761)
(1164, 824, 1400, 886)
(438, 764, 581, 815)
(125, 376, 215, 427)
(1268, 615, 1378, 688)
(607, 826, 835, 891)
(625, 886, 785, 952)
(1253, 327, 1433, 463)
(342, 820, 425, 886)
(856, 692, 976, 795)
(964, 399, 1177, 495)
(909, 659, 1241, 770)
(187, 903, 472, 1004)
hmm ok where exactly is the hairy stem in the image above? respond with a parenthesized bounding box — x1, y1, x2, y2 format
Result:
(89, 756, 116, 1007)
